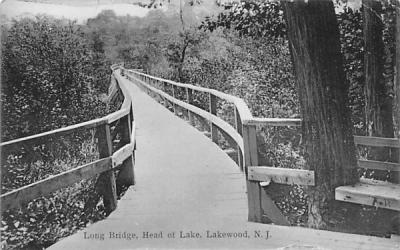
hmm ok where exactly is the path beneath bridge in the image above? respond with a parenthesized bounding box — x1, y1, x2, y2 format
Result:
(49, 72, 399, 250)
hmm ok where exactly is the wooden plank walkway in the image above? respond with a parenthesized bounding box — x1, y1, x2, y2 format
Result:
(49, 73, 399, 250)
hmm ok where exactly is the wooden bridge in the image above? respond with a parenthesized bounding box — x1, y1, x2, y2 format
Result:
(1, 64, 400, 249)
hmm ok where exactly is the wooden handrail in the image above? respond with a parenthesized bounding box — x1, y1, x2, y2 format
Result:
(0, 117, 107, 148)
(123, 68, 400, 223)
(1, 64, 136, 213)
(126, 69, 254, 122)
(128, 74, 245, 153)
(354, 136, 400, 148)
(124, 69, 298, 225)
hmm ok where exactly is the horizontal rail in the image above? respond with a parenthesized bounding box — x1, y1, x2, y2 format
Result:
(1, 102, 130, 150)
(245, 118, 302, 126)
(358, 159, 400, 172)
(0, 117, 107, 148)
(133, 75, 245, 154)
(1, 158, 112, 211)
(107, 108, 130, 124)
(248, 166, 315, 186)
(112, 143, 135, 167)
(354, 136, 400, 148)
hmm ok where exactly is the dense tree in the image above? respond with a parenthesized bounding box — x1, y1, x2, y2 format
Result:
(283, 0, 358, 229)
(1, 16, 107, 140)
(200, 0, 286, 39)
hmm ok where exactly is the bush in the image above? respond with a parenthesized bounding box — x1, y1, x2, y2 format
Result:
(1, 16, 114, 249)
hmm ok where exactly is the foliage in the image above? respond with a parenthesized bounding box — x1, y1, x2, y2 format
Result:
(1, 16, 109, 141)
(1, 16, 113, 249)
(200, 0, 286, 39)
(337, 7, 365, 134)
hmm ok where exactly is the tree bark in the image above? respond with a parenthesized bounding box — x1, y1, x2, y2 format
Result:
(363, 0, 395, 164)
(283, 0, 358, 229)
(394, 2, 400, 182)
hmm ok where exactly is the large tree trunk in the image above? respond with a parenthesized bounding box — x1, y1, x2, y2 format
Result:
(283, 0, 358, 229)
(396, 2, 400, 149)
(394, 2, 400, 182)
(363, 0, 395, 165)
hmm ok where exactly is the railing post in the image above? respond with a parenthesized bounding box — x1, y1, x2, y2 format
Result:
(95, 123, 118, 214)
(242, 124, 262, 222)
(243, 123, 290, 225)
(186, 88, 194, 126)
(172, 85, 177, 115)
(234, 108, 244, 170)
(209, 93, 218, 143)
(116, 112, 135, 187)
(163, 82, 168, 107)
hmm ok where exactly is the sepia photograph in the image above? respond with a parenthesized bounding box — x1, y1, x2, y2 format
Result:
(0, 0, 399, 249)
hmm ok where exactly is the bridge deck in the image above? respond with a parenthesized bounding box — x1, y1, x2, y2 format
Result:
(49, 74, 399, 250)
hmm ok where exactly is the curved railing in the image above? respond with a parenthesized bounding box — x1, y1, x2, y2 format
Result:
(123, 67, 400, 221)
(1, 63, 135, 214)
(122, 68, 306, 225)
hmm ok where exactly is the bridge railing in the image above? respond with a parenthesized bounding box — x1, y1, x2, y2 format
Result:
(1, 65, 135, 214)
(123, 68, 400, 224)
(123, 68, 310, 225)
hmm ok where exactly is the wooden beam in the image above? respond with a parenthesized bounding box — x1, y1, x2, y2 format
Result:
(115, 113, 135, 186)
(243, 124, 263, 223)
(172, 85, 177, 115)
(244, 118, 302, 127)
(1, 117, 106, 149)
(260, 189, 291, 226)
(234, 107, 244, 170)
(248, 166, 315, 186)
(106, 108, 130, 124)
(335, 178, 400, 211)
(354, 136, 400, 148)
(96, 124, 118, 214)
(243, 124, 290, 225)
(209, 93, 218, 143)
(112, 143, 134, 169)
(358, 159, 400, 172)
(224, 148, 237, 157)
(186, 88, 195, 126)
(1, 158, 111, 211)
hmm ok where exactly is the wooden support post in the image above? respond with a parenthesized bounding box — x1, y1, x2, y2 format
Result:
(243, 124, 262, 222)
(116, 114, 135, 187)
(163, 82, 168, 107)
(234, 107, 244, 170)
(172, 85, 177, 115)
(95, 124, 117, 214)
(209, 93, 218, 143)
(186, 88, 194, 126)
(242, 124, 289, 225)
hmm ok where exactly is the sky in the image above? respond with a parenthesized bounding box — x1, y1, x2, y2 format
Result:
(0, 0, 365, 25)
(0, 0, 150, 23)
